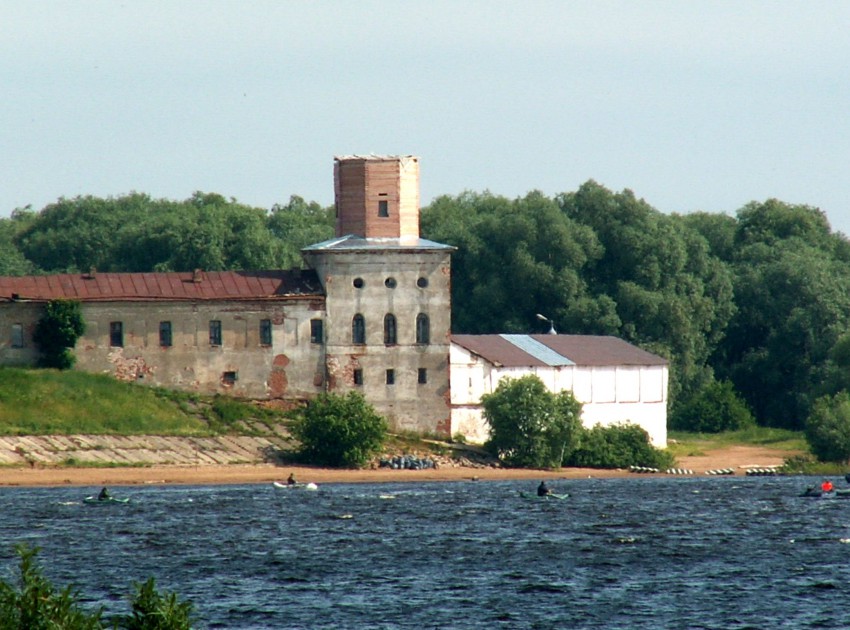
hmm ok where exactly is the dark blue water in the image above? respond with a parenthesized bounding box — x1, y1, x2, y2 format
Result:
(1, 476, 850, 629)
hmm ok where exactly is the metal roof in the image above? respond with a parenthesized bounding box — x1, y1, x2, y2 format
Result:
(302, 234, 455, 252)
(0, 269, 323, 303)
(451, 334, 668, 368)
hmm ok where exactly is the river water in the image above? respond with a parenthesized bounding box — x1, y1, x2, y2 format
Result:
(1, 476, 849, 629)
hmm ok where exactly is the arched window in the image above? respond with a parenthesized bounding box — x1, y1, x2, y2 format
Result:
(416, 313, 430, 345)
(384, 313, 397, 345)
(352, 314, 366, 344)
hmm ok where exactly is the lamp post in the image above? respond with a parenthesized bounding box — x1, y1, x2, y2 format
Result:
(536, 313, 557, 335)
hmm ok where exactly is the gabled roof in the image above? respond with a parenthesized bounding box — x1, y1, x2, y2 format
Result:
(0, 269, 323, 303)
(451, 334, 668, 368)
(302, 234, 455, 253)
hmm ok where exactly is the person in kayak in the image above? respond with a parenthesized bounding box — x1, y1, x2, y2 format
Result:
(287, 473, 297, 486)
(97, 487, 111, 501)
(821, 479, 834, 493)
(537, 481, 551, 497)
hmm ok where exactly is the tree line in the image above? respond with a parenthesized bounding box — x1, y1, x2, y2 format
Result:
(4, 182, 850, 436)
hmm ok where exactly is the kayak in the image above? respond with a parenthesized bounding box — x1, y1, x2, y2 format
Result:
(83, 496, 129, 505)
(519, 491, 569, 500)
(273, 482, 318, 491)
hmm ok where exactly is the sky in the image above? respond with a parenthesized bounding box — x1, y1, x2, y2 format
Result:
(3, 2, 850, 233)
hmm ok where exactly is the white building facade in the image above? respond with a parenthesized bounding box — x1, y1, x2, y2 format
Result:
(450, 334, 668, 447)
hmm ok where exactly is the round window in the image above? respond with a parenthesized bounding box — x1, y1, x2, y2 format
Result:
(417, 277, 429, 288)
(353, 277, 364, 289)
(385, 277, 397, 289)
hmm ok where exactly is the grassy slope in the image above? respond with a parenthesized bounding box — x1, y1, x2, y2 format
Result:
(0, 367, 276, 436)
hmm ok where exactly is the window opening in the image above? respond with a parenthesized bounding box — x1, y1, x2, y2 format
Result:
(259, 319, 272, 346)
(418, 368, 427, 384)
(159, 321, 172, 347)
(378, 200, 389, 217)
(416, 313, 430, 345)
(209, 320, 222, 346)
(417, 277, 429, 288)
(110, 322, 124, 347)
(353, 368, 363, 386)
(310, 319, 324, 344)
(384, 314, 397, 345)
(11, 323, 23, 348)
(386, 369, 395, 385)
(385, 277, 397, 289)
(352, 314, 366, 344)
(353, 277, 364, 289)
(222, 371, 238, 385)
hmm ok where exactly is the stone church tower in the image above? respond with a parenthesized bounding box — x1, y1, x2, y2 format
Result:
(303, 155, 454, 435)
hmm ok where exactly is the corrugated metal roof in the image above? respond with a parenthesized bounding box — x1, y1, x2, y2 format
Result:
(451, 334, 668, 367)
(500, 334, 574, 366)
(0, 269, 323, 302)
(302, 234, 455, 252)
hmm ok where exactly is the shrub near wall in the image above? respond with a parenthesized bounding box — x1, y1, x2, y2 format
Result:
(566, 424, 674, 470)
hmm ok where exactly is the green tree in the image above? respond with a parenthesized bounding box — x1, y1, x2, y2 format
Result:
(670, 379, 754, 433)
(268, 196, 335, 269)
(290, 392, 388, 467)
(0, 543, 103, 629)
(482, 374, 583, 469)
(805, 392, 850, 463)
(32, 300, 86, 369)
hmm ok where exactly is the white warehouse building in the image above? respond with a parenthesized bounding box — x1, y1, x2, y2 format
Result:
(449, 334, 669, 447)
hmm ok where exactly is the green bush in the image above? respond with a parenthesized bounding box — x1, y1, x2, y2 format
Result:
(482, 374, 583, 469)
(566, 424, 675, 470)
(290, 391, 388, 467)
(0, 544, 102, 629)
(117, 577, 194, 630)
(670, 380, 754, 433)
(0, 544, 195, 630)
(805, 391, 850, 463)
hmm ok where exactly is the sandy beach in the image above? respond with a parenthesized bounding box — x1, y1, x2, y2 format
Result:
(0, 444, 793, 488)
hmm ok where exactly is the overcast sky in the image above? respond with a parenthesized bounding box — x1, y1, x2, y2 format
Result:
(3, 2, 850, 234)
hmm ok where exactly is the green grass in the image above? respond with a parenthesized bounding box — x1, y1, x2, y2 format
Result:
(0, 367, 287, 436)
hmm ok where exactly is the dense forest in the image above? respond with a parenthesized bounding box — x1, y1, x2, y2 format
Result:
(4, 182, 850, 433)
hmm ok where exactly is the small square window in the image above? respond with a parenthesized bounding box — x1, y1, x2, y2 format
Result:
(110, 321, 123, 347)
(353, 368, 363, 386)
(260, 319, 272, 346)
(310, 319, 324, 344)
(418, 368, 427, 384)
(378, 200, 389, 217)
(386, 369, 395, 385)
(159, 321, 172, 347)
(11, 323, 24, 348)
(209, 320, 222, 346)
(222, 371, 238, 385)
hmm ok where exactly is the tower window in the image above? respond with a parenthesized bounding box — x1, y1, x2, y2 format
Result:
(353, 277, 364, 289)
(209, 320, 222, 346)
(416, 313, 430, 345)
(385, 277, 397, 289)
(159, 321, 172, 347)
(259, 319, 272, 346)
(386, 369, 395, 385)
(352, 314, 366, 344)
(417, 277, 429, 288)
(110, 321, 124, 347)
(384, 314, 397, 345)
(418, 368, 427, 384)
(378, 200, 389, 217)
(353, 368, 363, 386)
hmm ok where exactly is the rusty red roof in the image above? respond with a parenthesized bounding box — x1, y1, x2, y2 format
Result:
(0, 270, 323, 302)
(451, 334, 668, 367)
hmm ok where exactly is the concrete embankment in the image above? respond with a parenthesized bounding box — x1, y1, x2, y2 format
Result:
(0, 434, 288, 467)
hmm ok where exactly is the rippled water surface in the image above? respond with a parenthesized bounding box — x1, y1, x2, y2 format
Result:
(2, 476, 850, 629)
